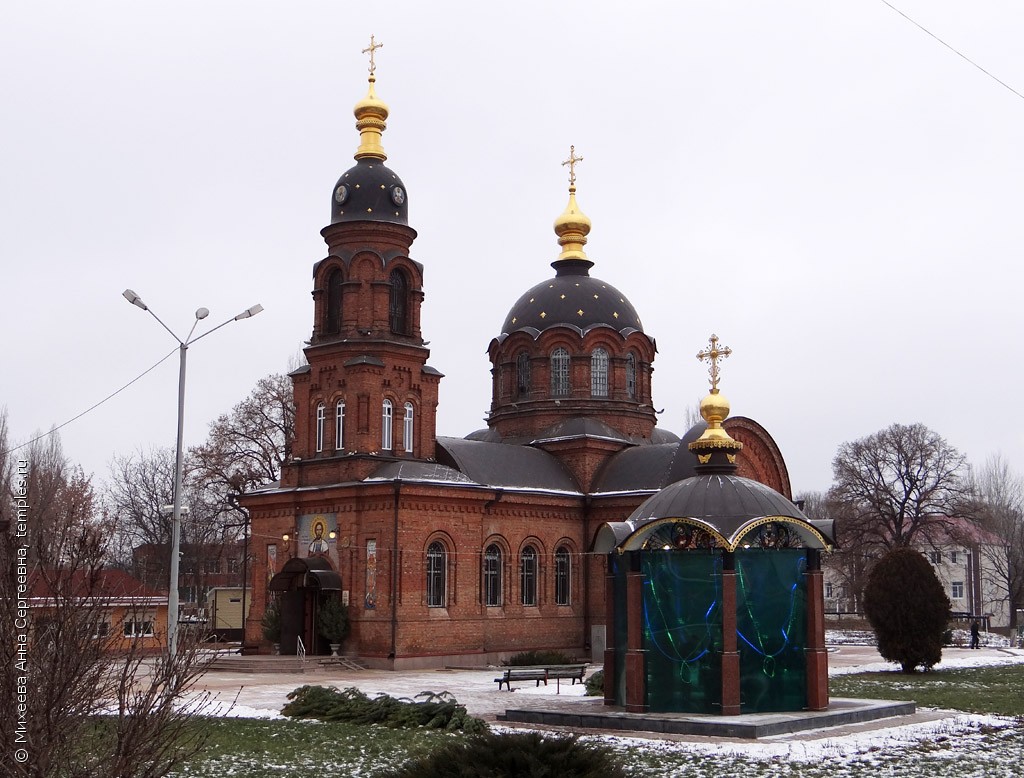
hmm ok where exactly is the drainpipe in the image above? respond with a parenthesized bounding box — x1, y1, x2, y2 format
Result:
(390, 478, 401, 665)
(583, 495, 592, 659)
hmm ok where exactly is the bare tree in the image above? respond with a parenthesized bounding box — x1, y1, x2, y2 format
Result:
(797, 489, 868, 613)
(103, 447, 229, 602)
(1, 419, 212, 777)
(828, 422, 970, 553)
(967, 455, 1024, 631)
(189, 372, 295, 511)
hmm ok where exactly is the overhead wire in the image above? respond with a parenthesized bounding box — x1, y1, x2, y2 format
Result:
(7, 346, 178, 455)
(880, 0, 1024, 101)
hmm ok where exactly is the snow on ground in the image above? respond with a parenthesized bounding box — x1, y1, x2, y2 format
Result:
(187, 643, 1024, 764)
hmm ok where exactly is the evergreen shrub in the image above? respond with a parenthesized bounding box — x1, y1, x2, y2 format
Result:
(502, 650, 576, 666)
(863, 547, 951, 673)
(281, 685, 487, 733)
(584, 669, 604, 696)
(376, 730, 629, 778)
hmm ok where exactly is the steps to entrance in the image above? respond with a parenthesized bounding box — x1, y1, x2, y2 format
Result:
(205, 655, 368, 674)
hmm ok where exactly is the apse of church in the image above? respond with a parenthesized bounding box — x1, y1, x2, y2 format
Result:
(242, 39, 800, 671)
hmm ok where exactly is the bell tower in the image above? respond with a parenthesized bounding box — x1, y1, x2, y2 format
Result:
(283, 37, 442, 487)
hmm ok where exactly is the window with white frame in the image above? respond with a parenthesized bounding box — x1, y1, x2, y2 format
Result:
(404, 402, 414, 453)
(315, 402, 326, 453)
(949, 550, 959, 564)
(825, 581, 834, 598)
(335, 399, 345, 450)
(554, 546, 571, 606)
(590, 348, 609, 397)
(951, 581, 964, 599)
(520, 545, 538, 606)
(123, 616, 155, 638)
(426, 541, 446, 607)
(483, 544, 502, 606)
(550, 348, 570, 397)
(91, 620, 110, 639)
(382, 399, 393, 450)
(929, 550, 941, 564)
(227, 557, 240, 575)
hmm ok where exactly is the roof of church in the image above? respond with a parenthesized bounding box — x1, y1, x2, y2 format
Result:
(436, 437, 581, 492)
(329, 39, 409, 227)
(499, 148, 645, 338)
(500, 264, 644, 336)
(330, 159, 409, 226)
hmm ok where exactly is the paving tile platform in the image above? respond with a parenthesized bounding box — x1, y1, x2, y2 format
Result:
(498, 697, 916, 739)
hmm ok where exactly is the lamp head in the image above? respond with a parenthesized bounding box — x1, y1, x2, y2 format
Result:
(195, 307, 210, 320)
(235, 303, 264, 321)
(122, 289, 148, 310)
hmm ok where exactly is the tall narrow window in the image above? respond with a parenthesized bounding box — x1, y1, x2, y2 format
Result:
(951, 581, 964, 599)
(315, 402, 325, 453)
(516, 352, 531, 398)
(483, 544, 502, 606)
(335, 399, 345, 450)
(389, 269, 409, 335)
(520, 545, 537, 606)
(382, 400, 393, 450)
(626, 353, 637, 399)
(426, 542, 446, 607)
(591, 347, 609, 397)
(550, 348, 570, 397)
(403, 402, 414, 453)
(554, 546, 571, 605)
(326, 269, 343, 335)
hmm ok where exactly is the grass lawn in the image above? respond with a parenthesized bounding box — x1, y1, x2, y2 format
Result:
(829, 663, 1024, 717)
(170, 666, 1024, 777)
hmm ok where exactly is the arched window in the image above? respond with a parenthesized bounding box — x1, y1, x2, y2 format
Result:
(315, 402, 325, 453)
(382, 400, 393, 450)
(335, 399, 345, 450)
(626, 353, 637, 400)
(554, 546, 571, 605)
(326, 269, 343, 335)
(515, 352, 531, 398)
(520, 545, 538, 606)
(389, 269, 409, 335)
(550, 348, 570, 397)
(426, 541, 447, 607)
(403, 402, 414, 453)
(591, 347, 609, 397)
(483, 544, 502, 606)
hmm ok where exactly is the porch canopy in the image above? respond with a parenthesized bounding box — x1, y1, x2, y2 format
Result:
(268, 556, 341, 592)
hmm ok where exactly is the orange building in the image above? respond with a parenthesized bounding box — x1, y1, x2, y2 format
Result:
(28, 568, 168, 654)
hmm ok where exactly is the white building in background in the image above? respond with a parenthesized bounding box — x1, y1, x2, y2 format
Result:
(821, 517, 1013, 632)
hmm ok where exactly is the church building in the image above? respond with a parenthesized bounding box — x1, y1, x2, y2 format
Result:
(242, 43, 795, 669)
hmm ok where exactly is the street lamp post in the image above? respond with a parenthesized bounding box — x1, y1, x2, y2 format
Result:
(123, 289, 262, 659)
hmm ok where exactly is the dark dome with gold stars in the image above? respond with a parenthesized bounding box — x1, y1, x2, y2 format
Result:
(331, 38, 410, 227)
(331, 159, 409, 226)
(500, 258, 643, 336)
(500, 147, 643, 336)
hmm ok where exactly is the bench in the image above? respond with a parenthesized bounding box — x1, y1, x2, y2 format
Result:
(493, 664, 587, 691)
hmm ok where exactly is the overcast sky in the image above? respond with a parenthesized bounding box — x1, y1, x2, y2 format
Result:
(2, 1, 1022, 496)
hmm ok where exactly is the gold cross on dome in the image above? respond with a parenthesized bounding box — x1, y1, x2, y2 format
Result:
(362, 34, 383, 75)
(696, 334, 732, 392)
(562, 145, 583, 186)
